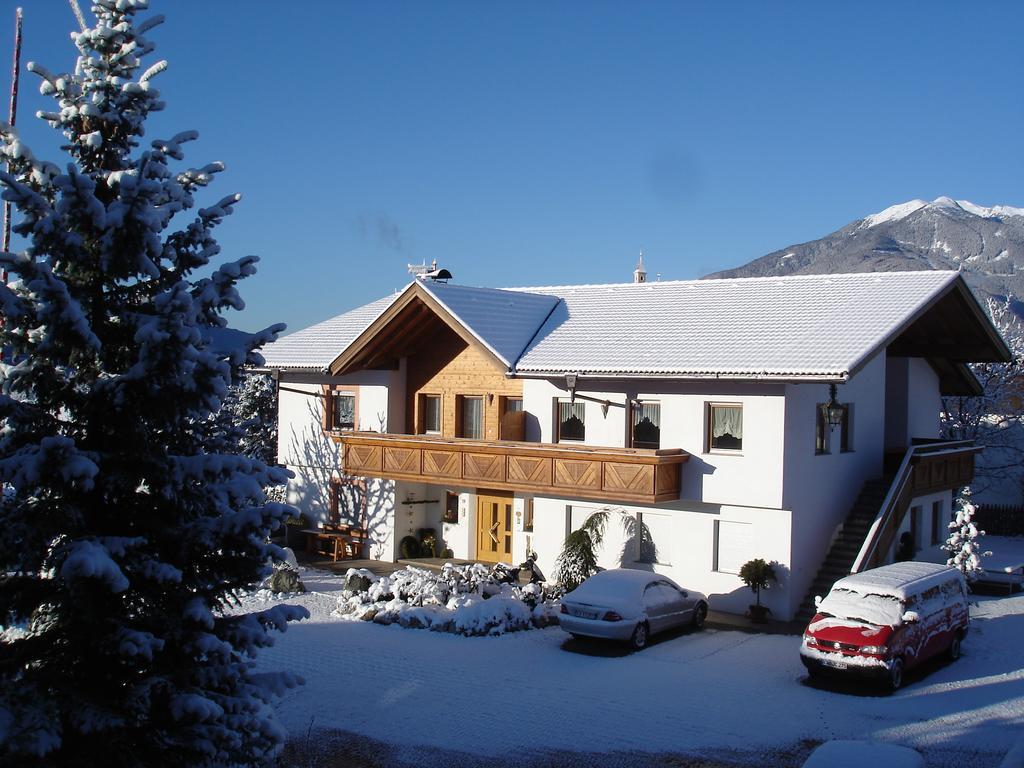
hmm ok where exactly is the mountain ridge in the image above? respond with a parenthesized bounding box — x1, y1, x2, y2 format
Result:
(705, 197, 1024, 311)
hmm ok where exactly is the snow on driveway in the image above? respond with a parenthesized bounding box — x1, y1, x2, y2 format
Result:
(254, 575, 1024, 767)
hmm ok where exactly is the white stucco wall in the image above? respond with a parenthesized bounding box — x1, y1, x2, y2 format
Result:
(277, 370, 400, 559)
(522, 377, 787, 509)
(782, 350, 887, 618)
(529, 495, 795, 619)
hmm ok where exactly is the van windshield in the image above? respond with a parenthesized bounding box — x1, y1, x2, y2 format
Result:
(816, 587, 904, 627)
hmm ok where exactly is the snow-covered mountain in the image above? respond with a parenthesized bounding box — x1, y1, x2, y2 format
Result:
(706, 197, 1024, 309)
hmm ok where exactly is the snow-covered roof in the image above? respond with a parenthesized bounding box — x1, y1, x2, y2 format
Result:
(417, 281, 559, 368)
(263, 269, 999, 380)
(510, 270, 967, 379)
(260, 294, 397, 370)
(834, 562, 959, 601)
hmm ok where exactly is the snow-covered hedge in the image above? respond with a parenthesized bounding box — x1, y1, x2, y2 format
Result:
(334, 564, 562, 636)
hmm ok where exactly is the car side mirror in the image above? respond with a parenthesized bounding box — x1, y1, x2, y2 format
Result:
(902, 611, 920, 624)
(814, 595, 822, 607)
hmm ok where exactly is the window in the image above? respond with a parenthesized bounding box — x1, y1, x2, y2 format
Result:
(504, 397, 523, 414)
(708, 403, 742, 452)
(815, 402, 852, 455)
(523, 499, 534, 532)
(443, 491, 460, 524)
(713, 519, 753, 574)
(631, 401, 661, 449)
(459, 396, 484, 439)
(421, 394, 442, 434)
(331, 392, 356, 430)
(931, 500, 944, 546)
(556, 400, 586, 442)
(815, 405, 829, 455)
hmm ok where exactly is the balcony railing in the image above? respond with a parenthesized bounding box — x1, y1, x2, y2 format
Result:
(336, 432, 688, 504)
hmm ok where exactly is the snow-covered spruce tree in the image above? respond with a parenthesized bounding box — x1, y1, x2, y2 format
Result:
(942, 297, 1024, 498)
(0, 3, 307, 766)
(943, 486, 991, 583)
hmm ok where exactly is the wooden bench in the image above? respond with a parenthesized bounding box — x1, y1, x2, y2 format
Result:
(301, 525, 368, 562)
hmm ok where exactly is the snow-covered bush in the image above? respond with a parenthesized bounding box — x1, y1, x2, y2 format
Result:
(944, 486, 992, 582)
(0, 4, 306, 765)
(335, 565, 562, 636)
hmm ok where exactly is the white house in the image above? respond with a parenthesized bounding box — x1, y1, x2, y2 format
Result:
(260, 269, 1008, 621)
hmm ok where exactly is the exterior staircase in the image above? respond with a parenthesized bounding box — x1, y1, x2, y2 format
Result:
(794, 475, 895, 625)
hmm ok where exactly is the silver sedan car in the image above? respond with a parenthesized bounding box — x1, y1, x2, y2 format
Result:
(559, 569, 708, 650)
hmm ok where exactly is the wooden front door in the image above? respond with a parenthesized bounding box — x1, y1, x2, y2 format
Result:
(476, 492, 514, 564)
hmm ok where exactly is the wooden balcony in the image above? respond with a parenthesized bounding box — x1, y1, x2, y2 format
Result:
(336, 432, 688, 504)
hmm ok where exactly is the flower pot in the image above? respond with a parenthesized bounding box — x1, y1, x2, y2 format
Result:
(747, 604, 771, 624)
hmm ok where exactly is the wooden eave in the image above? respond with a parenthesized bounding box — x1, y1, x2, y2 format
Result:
(846, 274, 1010, 394)
(329, 282, 509, 375)
(882, 276, 1011, 362)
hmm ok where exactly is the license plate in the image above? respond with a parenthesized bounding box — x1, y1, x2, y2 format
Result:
(573, 608, 598, 619)
(820, 657, 847, 670)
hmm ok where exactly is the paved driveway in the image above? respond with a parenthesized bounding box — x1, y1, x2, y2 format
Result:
(255, 584, 1024, 768)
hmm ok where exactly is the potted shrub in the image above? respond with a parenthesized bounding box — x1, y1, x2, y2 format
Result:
(739, 558, 776, 623)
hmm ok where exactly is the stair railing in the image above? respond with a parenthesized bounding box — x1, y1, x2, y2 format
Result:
(851, 440, 978, 573)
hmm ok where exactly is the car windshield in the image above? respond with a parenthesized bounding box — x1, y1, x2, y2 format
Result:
(816, 587, 904, 627)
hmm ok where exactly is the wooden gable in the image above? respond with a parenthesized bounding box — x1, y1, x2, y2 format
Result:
(329, 281, 508, 376)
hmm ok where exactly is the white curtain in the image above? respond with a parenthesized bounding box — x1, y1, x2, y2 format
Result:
(558, 401, 586, 440)
(462, 397, 483, 439)
(711, 405, 742, 439)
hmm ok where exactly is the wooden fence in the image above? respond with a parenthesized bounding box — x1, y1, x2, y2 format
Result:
(975, 504, 1024, 537)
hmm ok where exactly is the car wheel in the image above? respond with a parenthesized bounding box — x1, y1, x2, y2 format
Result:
(691, 601, 708, 630)
(630, 622, 649, 651)
(889, 658, 905, 691)
(948, 633, 962, 661)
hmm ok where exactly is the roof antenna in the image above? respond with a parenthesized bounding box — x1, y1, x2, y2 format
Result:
(68, 0, 87, 31)
(408, 258, 452, 283)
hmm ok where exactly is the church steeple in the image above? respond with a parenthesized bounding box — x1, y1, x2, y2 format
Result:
(633, 251, 647, 283)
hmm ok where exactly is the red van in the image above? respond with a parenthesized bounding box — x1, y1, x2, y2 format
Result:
(800, 562, 969, 690)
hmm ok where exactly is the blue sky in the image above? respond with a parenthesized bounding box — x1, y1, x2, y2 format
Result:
(3, 1, 1023, 334)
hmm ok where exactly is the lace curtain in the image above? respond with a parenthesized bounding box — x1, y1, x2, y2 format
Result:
(711, 405, 742, 439)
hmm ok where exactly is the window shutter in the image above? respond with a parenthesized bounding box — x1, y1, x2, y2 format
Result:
(321, 386, 333, 431)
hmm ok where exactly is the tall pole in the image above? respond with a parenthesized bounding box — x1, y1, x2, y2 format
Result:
(69, 1, 87, 32)
(1, 7, 22, 260)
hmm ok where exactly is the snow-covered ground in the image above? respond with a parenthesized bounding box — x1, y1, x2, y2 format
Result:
(252, 553, 1024, 767)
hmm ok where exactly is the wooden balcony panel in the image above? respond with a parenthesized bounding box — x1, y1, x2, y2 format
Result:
(553, 458, 602, 492)
(507, 455, 553, 487)
(383, 446, 420, 475)
(337, 432, 687, 504)
(422, 449, 460, 478)
(464, 452, 505, 483)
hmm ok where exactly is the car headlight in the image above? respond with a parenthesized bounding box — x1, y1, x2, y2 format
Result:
(860, 645, 888, 655)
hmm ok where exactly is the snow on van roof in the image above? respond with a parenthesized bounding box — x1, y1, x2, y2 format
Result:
(836, 562, 959, 600)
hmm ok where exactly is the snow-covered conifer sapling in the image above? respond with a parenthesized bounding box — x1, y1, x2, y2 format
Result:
(943, 486, 992, 584)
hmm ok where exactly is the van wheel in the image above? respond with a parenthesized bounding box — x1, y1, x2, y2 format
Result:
(889, 658, 905, 691)
(630, 622, 649, 651)
(691, 602, 708, 630)
(948, 633, 962, 661)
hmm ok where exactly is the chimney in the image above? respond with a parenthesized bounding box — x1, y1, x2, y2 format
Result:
(633, 251, 647, 284)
